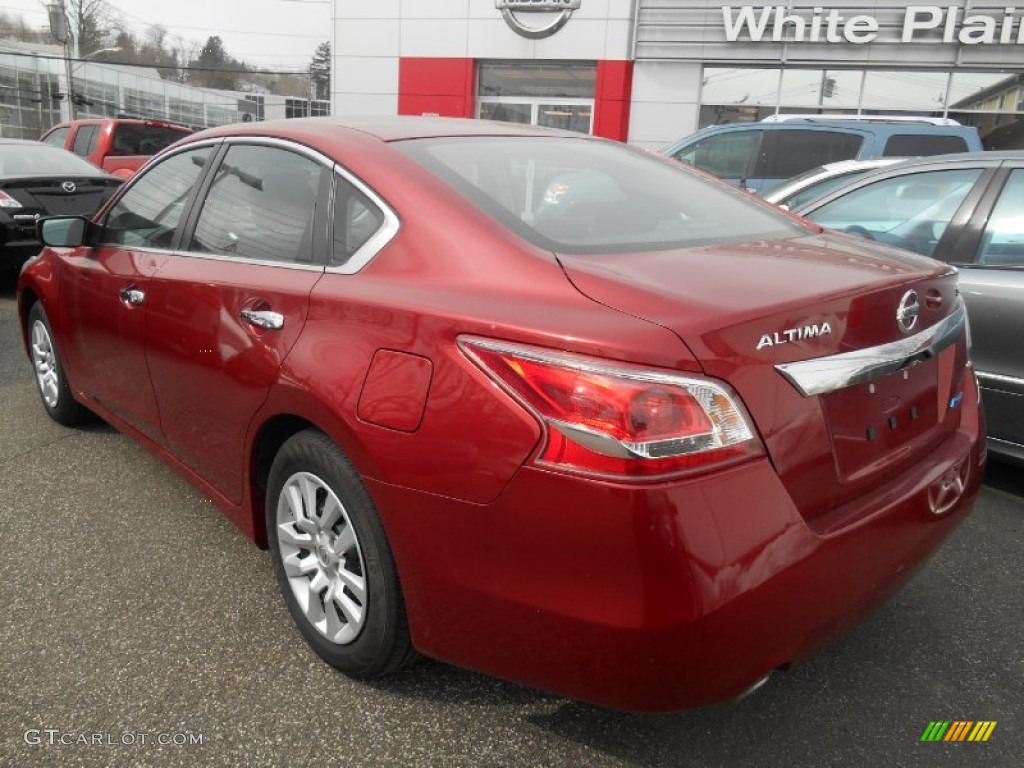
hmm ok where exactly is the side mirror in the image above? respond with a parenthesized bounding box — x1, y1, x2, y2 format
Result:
(38, 216, 89, 248)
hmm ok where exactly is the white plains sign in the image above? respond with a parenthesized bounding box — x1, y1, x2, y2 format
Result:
(723, 5, 1024, 45)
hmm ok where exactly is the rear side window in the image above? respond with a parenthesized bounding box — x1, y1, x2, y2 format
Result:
(41, 127, 70, 148)
(72, 125, 99, 157)
(976, 169, 1024, 266)
(672, 131, 761, 179)
(758, 131, 862, 179)
(883, 134, 969, 157)
(110, 125, 189, 156)
(333, 174, 385, 265)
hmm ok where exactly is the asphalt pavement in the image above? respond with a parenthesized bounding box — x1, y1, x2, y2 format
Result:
(1, 272, 1021, 768)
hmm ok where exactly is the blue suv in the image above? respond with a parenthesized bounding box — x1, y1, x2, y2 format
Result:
(662, 117, 983, 194)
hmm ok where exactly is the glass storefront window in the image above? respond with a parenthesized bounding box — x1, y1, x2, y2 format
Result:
(701, 67, 1024, 149)
(479, 61, 595, 99)
(478, 61, 596, 135)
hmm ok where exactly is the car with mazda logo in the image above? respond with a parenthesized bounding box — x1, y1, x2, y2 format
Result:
(0, 139, 122, 269)
(17, 117, 984, 711)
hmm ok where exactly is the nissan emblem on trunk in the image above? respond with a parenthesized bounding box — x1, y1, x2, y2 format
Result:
(495, 0, 581, 39)
(61, 181, 77, 193)
(896, 290, 920, 334)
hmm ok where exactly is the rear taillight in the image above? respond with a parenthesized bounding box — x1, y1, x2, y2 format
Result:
(0, 190, 23, 209)
(459, 337, 764, 481)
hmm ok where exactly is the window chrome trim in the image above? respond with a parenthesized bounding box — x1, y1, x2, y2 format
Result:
(325, 164, 401, 275)
(776, 300, 966, 397)
(167, 249, 325, 272)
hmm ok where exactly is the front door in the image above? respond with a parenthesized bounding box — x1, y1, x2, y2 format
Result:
(60, 145, 215, 440)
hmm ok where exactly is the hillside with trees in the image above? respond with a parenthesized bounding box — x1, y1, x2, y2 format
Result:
(0, 1, 326, 98)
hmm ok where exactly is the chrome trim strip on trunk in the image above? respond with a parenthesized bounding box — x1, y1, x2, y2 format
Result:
(975, 371, 1024, 388)
(776, 300, 966, 397)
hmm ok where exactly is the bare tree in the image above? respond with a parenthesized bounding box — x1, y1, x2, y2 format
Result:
(65, 0, 113, 56)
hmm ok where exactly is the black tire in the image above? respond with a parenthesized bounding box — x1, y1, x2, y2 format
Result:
(266, 429, 416, 678)
(26, 302, 91, 426)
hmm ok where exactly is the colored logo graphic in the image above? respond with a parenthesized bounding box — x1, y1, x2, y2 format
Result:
(921, 721, 997, 742)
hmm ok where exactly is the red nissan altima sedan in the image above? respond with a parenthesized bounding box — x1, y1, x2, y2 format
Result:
(18, 117, 983, 711)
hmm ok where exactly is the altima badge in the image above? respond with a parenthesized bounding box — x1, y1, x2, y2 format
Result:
(757, 322, 832, 350)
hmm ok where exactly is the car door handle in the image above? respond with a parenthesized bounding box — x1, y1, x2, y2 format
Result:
(240, 309, 285, 330)
(118, 287, 145, 305)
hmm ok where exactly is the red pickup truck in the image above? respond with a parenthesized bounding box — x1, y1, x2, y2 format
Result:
(40, 118, 192, 179)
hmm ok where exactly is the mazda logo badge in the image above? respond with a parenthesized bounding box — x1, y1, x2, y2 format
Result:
(61, 181, 77, 193)
(495, 0, 581, 39)
(896, 290, 920, 334)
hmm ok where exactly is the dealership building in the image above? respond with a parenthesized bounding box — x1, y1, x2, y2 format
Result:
(330, 1, 1024, 148)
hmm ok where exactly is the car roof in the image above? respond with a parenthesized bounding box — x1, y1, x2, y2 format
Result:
(880, 150, 1020, 166)
(189, 116, 587, 144)
(0, 138, 50, 147)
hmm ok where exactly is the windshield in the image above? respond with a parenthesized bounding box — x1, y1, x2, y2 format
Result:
(0, 144, 106, 176)
(397, 137, 806, 254)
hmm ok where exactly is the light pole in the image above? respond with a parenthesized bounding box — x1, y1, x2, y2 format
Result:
(66, 46, 123, 121)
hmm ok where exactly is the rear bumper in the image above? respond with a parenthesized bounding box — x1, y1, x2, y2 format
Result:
(367, 383, 984, 712)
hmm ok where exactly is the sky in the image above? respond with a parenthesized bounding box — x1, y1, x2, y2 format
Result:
(8, 0, 331, 73)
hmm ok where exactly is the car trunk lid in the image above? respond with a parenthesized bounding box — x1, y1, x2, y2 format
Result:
(0, 176, 121, 222)
(557, 233, 969, 518)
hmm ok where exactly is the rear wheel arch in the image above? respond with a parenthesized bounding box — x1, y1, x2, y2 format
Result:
(18, 288, 41, 354)
(248, 406, 377, 547)
(250, 414, 319, 548)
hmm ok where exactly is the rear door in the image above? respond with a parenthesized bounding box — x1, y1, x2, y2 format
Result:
(942, 163, 1024, 456)
(751, 129, 863, 193)
(143, 140, 329, 502)
(59, 144, 215, 441)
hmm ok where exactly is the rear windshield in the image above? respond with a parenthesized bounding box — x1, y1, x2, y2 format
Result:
(0, 144, 105, 176)
(110, 125, 189, 156)
(397, 137, 805, 254)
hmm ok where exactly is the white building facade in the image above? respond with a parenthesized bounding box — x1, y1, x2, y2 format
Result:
(330, 1, 1024, 148)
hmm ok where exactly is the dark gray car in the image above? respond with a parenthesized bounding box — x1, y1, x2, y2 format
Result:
(794, 151, 1024, 464)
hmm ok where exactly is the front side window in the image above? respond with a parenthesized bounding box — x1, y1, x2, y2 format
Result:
(101, 147, 212, 249)
(804, 168, 983, 256)
(977, 169, 1024, 266)
(672, 131, 761, 180)
(398, 136, 805, 254)
(190, 144, 324, 265)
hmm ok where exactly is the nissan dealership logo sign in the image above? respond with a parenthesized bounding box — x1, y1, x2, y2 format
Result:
(496, 0, 581, 39)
